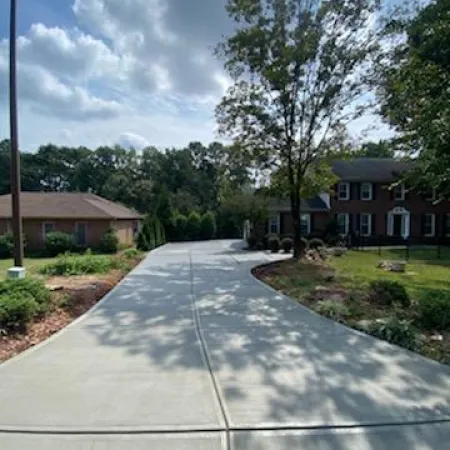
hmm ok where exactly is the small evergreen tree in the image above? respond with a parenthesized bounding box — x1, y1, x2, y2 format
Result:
(174, 214, 188, 241)
(199, 212, 216, 240)
(99, 227, 119, 254)
(154, 218, 162, 247)
(137, 229, 149, 251)
(186, 211, 201, 241)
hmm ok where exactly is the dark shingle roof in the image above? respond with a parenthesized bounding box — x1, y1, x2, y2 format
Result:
(268, 195, 329, 212)
(0, 193, 142, 220)
(331, 158, 412, 182)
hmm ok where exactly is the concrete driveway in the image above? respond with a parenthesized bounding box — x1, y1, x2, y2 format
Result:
(0, 240, 449, 449)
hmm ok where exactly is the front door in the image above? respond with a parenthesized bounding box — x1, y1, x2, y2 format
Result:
(393, 215, 402, 236)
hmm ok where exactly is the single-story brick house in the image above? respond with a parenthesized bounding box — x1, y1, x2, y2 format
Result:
(0, 192, 142, 251)
(266, 158, 450, 244)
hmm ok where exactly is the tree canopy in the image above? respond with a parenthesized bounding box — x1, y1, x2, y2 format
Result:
(0, 139, 252, 228)
(216, 0, 382, 256)
(378, 0, 450, 199)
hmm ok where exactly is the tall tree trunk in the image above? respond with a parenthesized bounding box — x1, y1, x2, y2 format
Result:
(290, 191, 302, 259)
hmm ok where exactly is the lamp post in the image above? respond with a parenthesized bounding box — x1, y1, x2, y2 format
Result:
(8, 0, 25, 278)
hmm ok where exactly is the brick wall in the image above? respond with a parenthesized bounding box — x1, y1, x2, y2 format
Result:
(330, 182, 450, 237)
(22, 219, 112, 251)
(113, 219, 137, 246)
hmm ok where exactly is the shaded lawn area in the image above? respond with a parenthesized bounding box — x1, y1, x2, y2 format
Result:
(0, 257, 57, 278)
(330, 250, 450, 298)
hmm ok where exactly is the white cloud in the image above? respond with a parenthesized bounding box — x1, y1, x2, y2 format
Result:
(0, 0, 392, 152)
(0, 49, 121, 120)
(117, 132, 150, 150)
(72, 0, 230, 95)
(17, 23, 120, 81)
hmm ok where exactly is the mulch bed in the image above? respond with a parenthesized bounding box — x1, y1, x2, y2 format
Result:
(0, 269, 131, 363)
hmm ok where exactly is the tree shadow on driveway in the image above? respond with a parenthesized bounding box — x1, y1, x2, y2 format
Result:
(84, 242, 450, 448)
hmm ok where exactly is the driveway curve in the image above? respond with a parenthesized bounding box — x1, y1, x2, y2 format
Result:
(0, 240, 449, 449)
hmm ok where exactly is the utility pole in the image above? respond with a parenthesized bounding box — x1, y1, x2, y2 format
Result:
(9, 0, 25, 274)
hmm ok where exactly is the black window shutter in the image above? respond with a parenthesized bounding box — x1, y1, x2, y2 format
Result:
(371, 214, 376, 235)
(355, 214, 361, 233)
(421, 214, 426, 236)
(348, 183, 353, 201)
(355, 183, 361, 201)
(280, 213, 284, 236)
(310, 213, 315, 234)
(444, 214, 448, 236)
(348, 214, 353, 234)
(372, 184, 376, 201)
(385, 214, 388, 234)
(435, 213, 440, 236)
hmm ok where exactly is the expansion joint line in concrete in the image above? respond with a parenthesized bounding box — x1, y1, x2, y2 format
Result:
(188, 252, 231, 450)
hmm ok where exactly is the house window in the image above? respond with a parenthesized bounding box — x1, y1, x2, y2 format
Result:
(446, 214, 450, 237)
(338, 182, 350, 201)
(393, 184, 405, 201)
(268, 214, 280, 235)
(42, 222, 55, 240)
(337, 213, 349, 235)
(300, 214, 311, 236)
(360, 213, 372, 237)
(360, 183, 373, 201)
(424, 214, 435, 237)
(75, 222, 87, 246)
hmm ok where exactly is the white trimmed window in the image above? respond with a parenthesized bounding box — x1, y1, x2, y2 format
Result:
(393, 184, 405, 201)
(300, 214, 311, 236)
(337, 213, 349, 235)
(424, 214, 435, 237)
(338, 182, 350, 201)
(42, 222, 55, 240)
(268, 214, 280, 234)
(360, 213, 372, 237)
(360, 183, 373, 201)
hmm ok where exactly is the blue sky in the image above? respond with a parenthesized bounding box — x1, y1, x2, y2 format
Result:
(0, 0, 390, 152)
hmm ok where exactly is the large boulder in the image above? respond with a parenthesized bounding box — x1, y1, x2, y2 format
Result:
(377, 260, 406, 273)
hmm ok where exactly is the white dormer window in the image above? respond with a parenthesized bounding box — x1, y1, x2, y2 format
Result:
(361, 183, 373, 201)
(338, 182, 350, 201)
(393, 184, 405, 201)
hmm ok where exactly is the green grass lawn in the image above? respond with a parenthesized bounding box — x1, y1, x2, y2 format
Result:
(330, 250, 450, 298)
(0, 257, 57, 279)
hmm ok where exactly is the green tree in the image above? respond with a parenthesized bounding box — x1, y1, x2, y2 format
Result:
(186, 211, 202, 241)
(355, 140, 395, 158)
(199, 212, 217, 240)
(378, 0, 450, 199)
(216, 0, 381, 257)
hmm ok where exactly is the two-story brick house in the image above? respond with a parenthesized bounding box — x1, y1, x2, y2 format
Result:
(267, 158, 450, 244)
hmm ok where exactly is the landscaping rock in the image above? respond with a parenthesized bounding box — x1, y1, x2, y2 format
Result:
(46, 284, 64, 292)
(327, 247, 347, 257)
(322, 271, 336, 282)
(313, 286, 347, 302)
(356, 318, 389, 331)
(377, 260, 406, 273)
